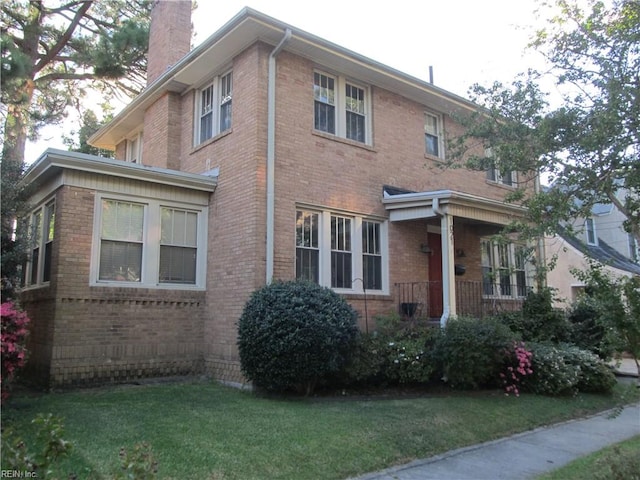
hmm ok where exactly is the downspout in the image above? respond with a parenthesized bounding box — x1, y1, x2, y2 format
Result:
(433, 197, 454, 327)
(266, 28, 292, 284)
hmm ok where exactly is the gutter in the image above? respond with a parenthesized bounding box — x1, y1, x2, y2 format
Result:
(266, 28, 292, 284)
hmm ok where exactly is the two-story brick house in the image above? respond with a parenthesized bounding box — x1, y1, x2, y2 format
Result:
(20, 3, 538, 388)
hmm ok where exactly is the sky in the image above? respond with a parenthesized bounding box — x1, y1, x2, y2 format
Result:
(25, 0, 548, 163)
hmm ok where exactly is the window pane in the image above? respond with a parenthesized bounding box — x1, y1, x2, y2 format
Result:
(331, 216, 351, 288)
(425, 134, 439, 156)
(296, 211, 319, 283)
(43, 242, 52, 283)
(160, 246, 196, 284)
(314, 102, 335, 133)
(346, 111, 365, 142)
(314, 73, 336, 134)
(363, 222, 381, 290)
(296, 248, 319, 283)
(99, 240, 142, 282)
(331, 251, 352, 288)
(200, 112, 213, 143)
(102, 200, 143, 241)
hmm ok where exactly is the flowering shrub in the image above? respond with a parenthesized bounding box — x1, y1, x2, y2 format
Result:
(560, 344, 617, 393)
(500, 341, 533, 396)
(1, 301, 30, 402)
(526, 343, 581, 396)
(385, 337, 435, 384)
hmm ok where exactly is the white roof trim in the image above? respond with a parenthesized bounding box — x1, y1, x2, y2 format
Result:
(22, 149, 217, 193)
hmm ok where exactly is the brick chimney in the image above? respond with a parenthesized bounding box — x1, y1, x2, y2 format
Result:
(147, 0, 192, 85)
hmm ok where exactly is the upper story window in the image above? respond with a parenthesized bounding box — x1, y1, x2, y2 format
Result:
(126, 132, 143, 163)
(196, 70, 232, 145)
(295, 208, 387, 293)
(585, 218, 597, 245)
(485, 148, 516, 186)
(24, 200, 55, 287)
(481, 239, 530, 299)
(313, 71, 370, 144)
(424, 112, 444, 158)
(93, 195, 207, 288)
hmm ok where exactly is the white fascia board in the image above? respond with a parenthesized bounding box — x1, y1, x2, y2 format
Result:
(22, 149, 217, 192)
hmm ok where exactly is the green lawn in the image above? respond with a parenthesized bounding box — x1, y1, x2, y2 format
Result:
(538, 435, 640, 480)
(2, 380, 637, 479)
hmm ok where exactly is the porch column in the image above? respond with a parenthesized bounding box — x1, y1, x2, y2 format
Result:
(440, 212, 456, 326)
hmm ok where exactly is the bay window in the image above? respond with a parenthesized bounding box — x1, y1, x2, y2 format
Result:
(24, 200, 55, 286)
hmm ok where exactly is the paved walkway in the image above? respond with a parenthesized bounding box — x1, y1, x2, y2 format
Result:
(350, 364, 639, 480)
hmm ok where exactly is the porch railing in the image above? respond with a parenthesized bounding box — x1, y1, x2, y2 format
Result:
(395, 281, 528, 320)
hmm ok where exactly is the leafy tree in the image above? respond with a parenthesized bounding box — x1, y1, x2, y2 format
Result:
(446, 0, 639, 248)
(1, 0, 152, 298)
(62, 107, 114, 157)
(573, 262, 640, 381)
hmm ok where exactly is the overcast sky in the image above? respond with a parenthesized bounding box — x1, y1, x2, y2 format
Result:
(25, 0, 548, 162)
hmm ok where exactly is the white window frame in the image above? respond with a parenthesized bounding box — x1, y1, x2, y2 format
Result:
(313, 70, 371, 145)
(424, 111, 444, 159)
(195, 70, 233, 146)
(90, 194, 208, 289)
(481, 239, 531, 299)
(126, 131, 143, 164)
(485, 148, 516, 186)
(23, 198, 56, 287)
(295, 208, 388, 294)
(585, 218, 597, 245)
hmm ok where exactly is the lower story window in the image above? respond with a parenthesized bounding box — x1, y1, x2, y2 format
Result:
(481, 238, 530, 298)
(295, 208, 388, 293)
(93, 196, 207, 288)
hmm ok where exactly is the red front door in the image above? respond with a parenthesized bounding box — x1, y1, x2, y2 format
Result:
(427, 232, 443, 318)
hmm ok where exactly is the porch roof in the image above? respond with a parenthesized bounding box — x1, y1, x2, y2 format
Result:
(382, 187, 527, 226)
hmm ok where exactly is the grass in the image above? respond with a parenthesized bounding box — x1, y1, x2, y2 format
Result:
(537, 435, 640, 480)
(2, 380, 638, 479)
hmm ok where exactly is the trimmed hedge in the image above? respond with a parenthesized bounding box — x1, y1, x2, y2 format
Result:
(237, 280, 358, 394)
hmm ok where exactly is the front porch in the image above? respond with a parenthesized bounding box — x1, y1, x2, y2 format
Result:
(395, 281, 527, 321)
(383, 187, 535, 326)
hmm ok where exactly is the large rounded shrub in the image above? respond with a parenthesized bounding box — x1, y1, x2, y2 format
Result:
(432, 316, 518, 390)
(237, 280, 358, 394)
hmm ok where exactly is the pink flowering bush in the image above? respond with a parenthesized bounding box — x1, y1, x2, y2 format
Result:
(1, 301, 30, 402)
(500, 341, 533, 397)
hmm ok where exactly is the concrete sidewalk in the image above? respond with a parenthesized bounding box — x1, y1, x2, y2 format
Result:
(350, 402, 640, 480)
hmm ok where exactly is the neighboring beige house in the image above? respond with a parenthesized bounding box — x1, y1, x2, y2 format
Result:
(19, 3, 539, 388)
(546, 198, 640, 307)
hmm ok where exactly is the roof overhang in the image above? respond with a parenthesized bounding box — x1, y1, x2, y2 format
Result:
(382, 188, 527, 226)
(22, 149, 218, 193)
(90, 7, 480, 150)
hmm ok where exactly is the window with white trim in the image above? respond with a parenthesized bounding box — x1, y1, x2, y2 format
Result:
(295, 209, 387, 293)
(93, 196, 207, 288)
(585, 218, 597, 245)
(424, 112, 444, 158)
(485, 148, 516, 186)
(481, 239, 530, 298)
(126, 132, 143, 163)
(24, 200, 55, 286)
(313, 71, 370, 144)
(196, 71, 232, 145)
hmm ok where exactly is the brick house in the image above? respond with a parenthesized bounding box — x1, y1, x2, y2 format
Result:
(20, 3, 539, 388)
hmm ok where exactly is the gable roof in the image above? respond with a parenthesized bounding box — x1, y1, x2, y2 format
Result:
(557, 225, 640, 275)
(90, 7, 480, 150)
